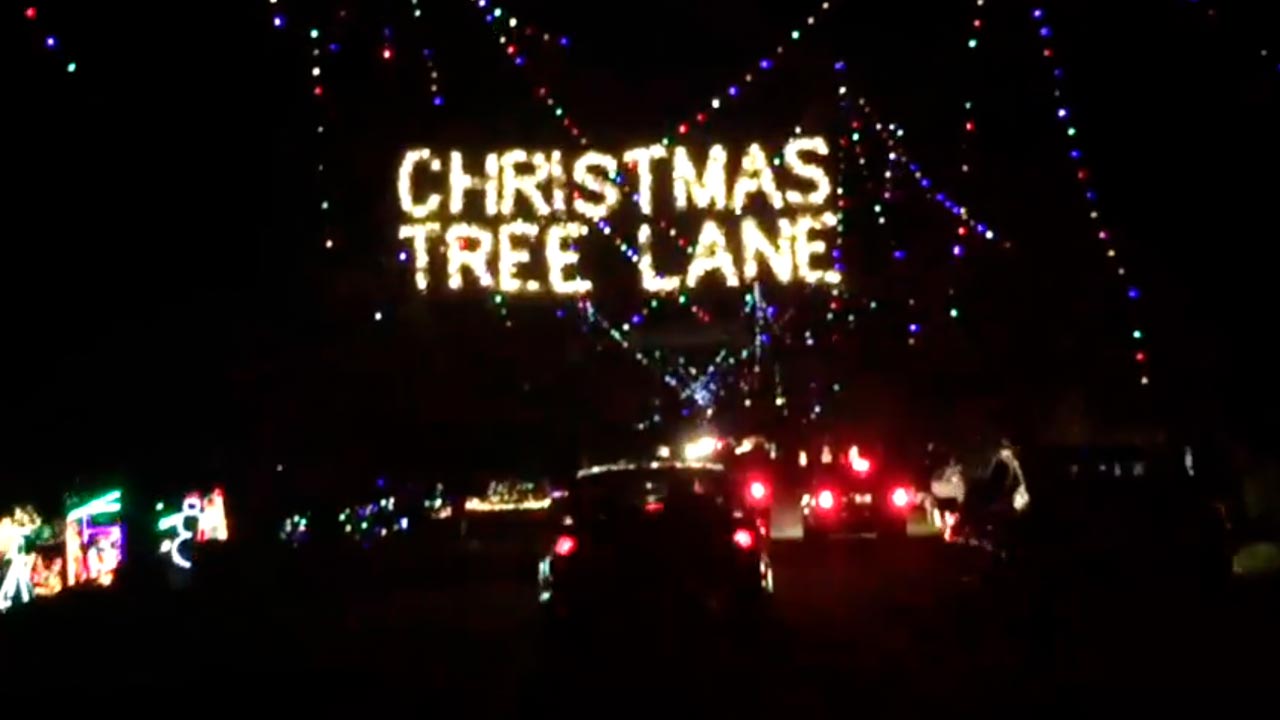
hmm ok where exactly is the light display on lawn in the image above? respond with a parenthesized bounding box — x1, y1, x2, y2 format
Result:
(339, 495, 411, 545)
(398, 137, 840, 294)
(156, 488, 229, 570)
(65, 490, 124, 588)
(0, 507, 41, 612)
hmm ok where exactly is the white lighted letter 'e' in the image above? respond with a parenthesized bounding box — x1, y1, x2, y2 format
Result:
(449, 152, 499, 216)
(545, 222, 591, 295)
(782, 136, 832, 207)
(498, 221, 541, 292)
(446, 223, 495, 288)
(398, 149, 442, 219)
(685, 220, 740, 288)
(784, 212, 842, 285)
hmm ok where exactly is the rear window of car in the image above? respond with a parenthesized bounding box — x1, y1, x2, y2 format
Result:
(570, 467, 732, 511)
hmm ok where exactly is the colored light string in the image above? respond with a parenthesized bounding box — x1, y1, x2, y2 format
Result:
(670, 1, 837, 139)
(1030, 7, 1150, 386)
(22, 5, 77, 72)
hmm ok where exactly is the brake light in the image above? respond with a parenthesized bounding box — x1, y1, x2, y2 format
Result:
(644, 500, 664, 513)
(817, 489, 836, 510)
(749, 480, 767, 500)
(553, 534, 578, 557)
(732, 528, 755, 550)
(890, 487, 911, 508)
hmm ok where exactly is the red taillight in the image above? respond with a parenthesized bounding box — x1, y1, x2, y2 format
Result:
(817, 489, 836, 510)
(644, 501, 664, 513)
(749, 480, 767, 500)
(890, 487, 911, 508)
(553, 534, 578, 557)
(732, 528, 755, 550)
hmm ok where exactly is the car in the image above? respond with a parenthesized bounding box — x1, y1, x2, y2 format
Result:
(537, 461, 774, 631)
(800, 447, 914, 541)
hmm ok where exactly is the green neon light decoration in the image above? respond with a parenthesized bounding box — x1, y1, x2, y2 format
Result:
(66, 490, 123, 523)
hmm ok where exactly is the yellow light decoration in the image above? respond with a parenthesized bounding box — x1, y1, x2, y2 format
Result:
(741, 217, 793, 283)
(499, 149, 552, 217)
(549, 150, 568, 212)
(785, 213, 841, 285)
(498, 221, 541, 292)
(449, 151, 499, 216)
(622, 144, 668, 215)
(445, 223, 495, 289)
(671, 145, 728, 210)
(545, 222, 592, 294)
(685, 220, 740, 288)
(782, 136, 832, 207)
(463, 497, 552, 513)
(637, 223, 680, 293)
(398, 148, 442, 218)
(399, 222, 440, 291)
(731, 143, 786, 212)
(571, 151, 621, 219)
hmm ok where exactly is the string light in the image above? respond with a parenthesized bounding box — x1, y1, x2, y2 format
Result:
(22, 4, 77, 72)
(1030, 8, 1150, 384)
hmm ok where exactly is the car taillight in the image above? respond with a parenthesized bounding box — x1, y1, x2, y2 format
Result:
(749, 480, 767, 500)
(817, 489, 836, 510)
(553, 534, 578, 557)
(732, 528, 755, 550)
(890, 487, 911, 508)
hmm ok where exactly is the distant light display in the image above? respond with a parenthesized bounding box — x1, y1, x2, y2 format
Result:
(0, 508, 42, 612)
(156, 489, 229, 570)
(65, 490, 124, 588)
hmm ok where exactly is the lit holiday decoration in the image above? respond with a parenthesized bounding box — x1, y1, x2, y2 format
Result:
(0, 508, 41, 612)
(280, 512, 310, 546)
(156, 489, 229, 570)
(65, 490, 124, 588)
(1030, 7, 1150, 385)
(397, 137, 840, 294)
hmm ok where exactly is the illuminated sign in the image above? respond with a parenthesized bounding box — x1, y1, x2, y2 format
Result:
(396, 137, 840, 294)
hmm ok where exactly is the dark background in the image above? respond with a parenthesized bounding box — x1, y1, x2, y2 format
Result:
(1, 0, 1276, 506)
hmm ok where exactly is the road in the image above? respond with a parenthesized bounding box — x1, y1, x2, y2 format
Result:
(5, 529, 1274, 708)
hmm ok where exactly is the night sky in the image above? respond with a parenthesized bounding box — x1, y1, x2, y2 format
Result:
(2, 0, 1277, 502)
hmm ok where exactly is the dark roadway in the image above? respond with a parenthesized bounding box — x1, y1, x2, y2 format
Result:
(4, 529, 1275, 710)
